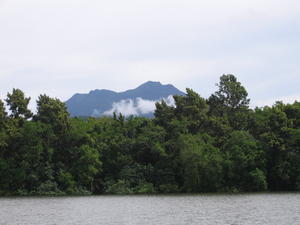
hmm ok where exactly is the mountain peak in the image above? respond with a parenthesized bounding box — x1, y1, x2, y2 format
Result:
(140, 81, 161, 86)
(89, 89, 115, 95)
(137, 81, 177, 90)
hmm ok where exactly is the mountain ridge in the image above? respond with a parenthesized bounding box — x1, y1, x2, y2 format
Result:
(66, 81, 185, 117)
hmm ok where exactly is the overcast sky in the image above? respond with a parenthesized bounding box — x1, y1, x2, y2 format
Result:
(0, 0, 299, 110)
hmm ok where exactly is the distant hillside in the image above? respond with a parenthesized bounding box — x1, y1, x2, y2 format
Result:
(66, 81, 185, 117)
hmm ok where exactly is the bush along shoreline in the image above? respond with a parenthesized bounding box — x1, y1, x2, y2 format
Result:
(0, 74, 300, 196)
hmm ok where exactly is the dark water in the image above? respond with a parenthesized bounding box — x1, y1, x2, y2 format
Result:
(0, 193, 299, 225)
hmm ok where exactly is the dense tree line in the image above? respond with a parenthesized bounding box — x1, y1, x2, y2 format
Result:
(0, 75, 299, 195)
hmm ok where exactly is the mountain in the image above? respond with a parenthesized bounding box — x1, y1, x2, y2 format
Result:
(66, 81, 185, 117)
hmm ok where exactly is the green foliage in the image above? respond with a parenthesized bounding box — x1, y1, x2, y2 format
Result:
(33, 180, 61, 196)
(104, 179, 155, 194)
(179, 134, 223, 192)
(208, 74, 251, 130)
(0, 100, 7, 150)
(248, 168, 268, 191)
(158, 184, 180, 193)
(57, 170, 76, 193)
(134, 182, 155, 194)
(1, 77, 300, 195)
(0, 99, 7, 127)
(5, 88, 32, 120)
(72, 144, 101, 189)
(209, 74, 250, 111)
(251, 102, 300, 191)
(34, 94, 70, 135)
(154, 100, 175, 128)
(223, 131, 266, 191)
(104, 179, 132, 194)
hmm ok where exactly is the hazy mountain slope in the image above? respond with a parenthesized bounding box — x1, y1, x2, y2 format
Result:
(66, 81, 185, 117)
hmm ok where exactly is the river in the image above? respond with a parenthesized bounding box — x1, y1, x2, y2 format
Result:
(0, 193, 299, 225)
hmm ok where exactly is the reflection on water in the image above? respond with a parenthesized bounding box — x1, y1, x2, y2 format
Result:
(0, 193, 299, 225)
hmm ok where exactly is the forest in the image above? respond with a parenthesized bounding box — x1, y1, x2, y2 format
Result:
(0, 74, 299, 195)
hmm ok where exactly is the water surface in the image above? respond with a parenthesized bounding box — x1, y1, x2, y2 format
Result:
(0, 193, 299, 225)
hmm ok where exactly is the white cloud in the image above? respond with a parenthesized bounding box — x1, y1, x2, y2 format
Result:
(136, 98, 156, 115)
(101, 95, 175, 117)
(103, 99, 138, 117)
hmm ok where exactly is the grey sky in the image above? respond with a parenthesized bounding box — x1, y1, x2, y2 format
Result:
(0, 0, 299, 110)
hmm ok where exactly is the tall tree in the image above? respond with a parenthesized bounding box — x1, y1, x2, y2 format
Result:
(5, 89, 32, 120)
(208, 74, 251, 130)
(174, 88, 208, 130)
(209, 74, 250, 112)
(154, 100, 175, 128)
(34, 95, 71, 186)
(34, 94, 70, 135)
